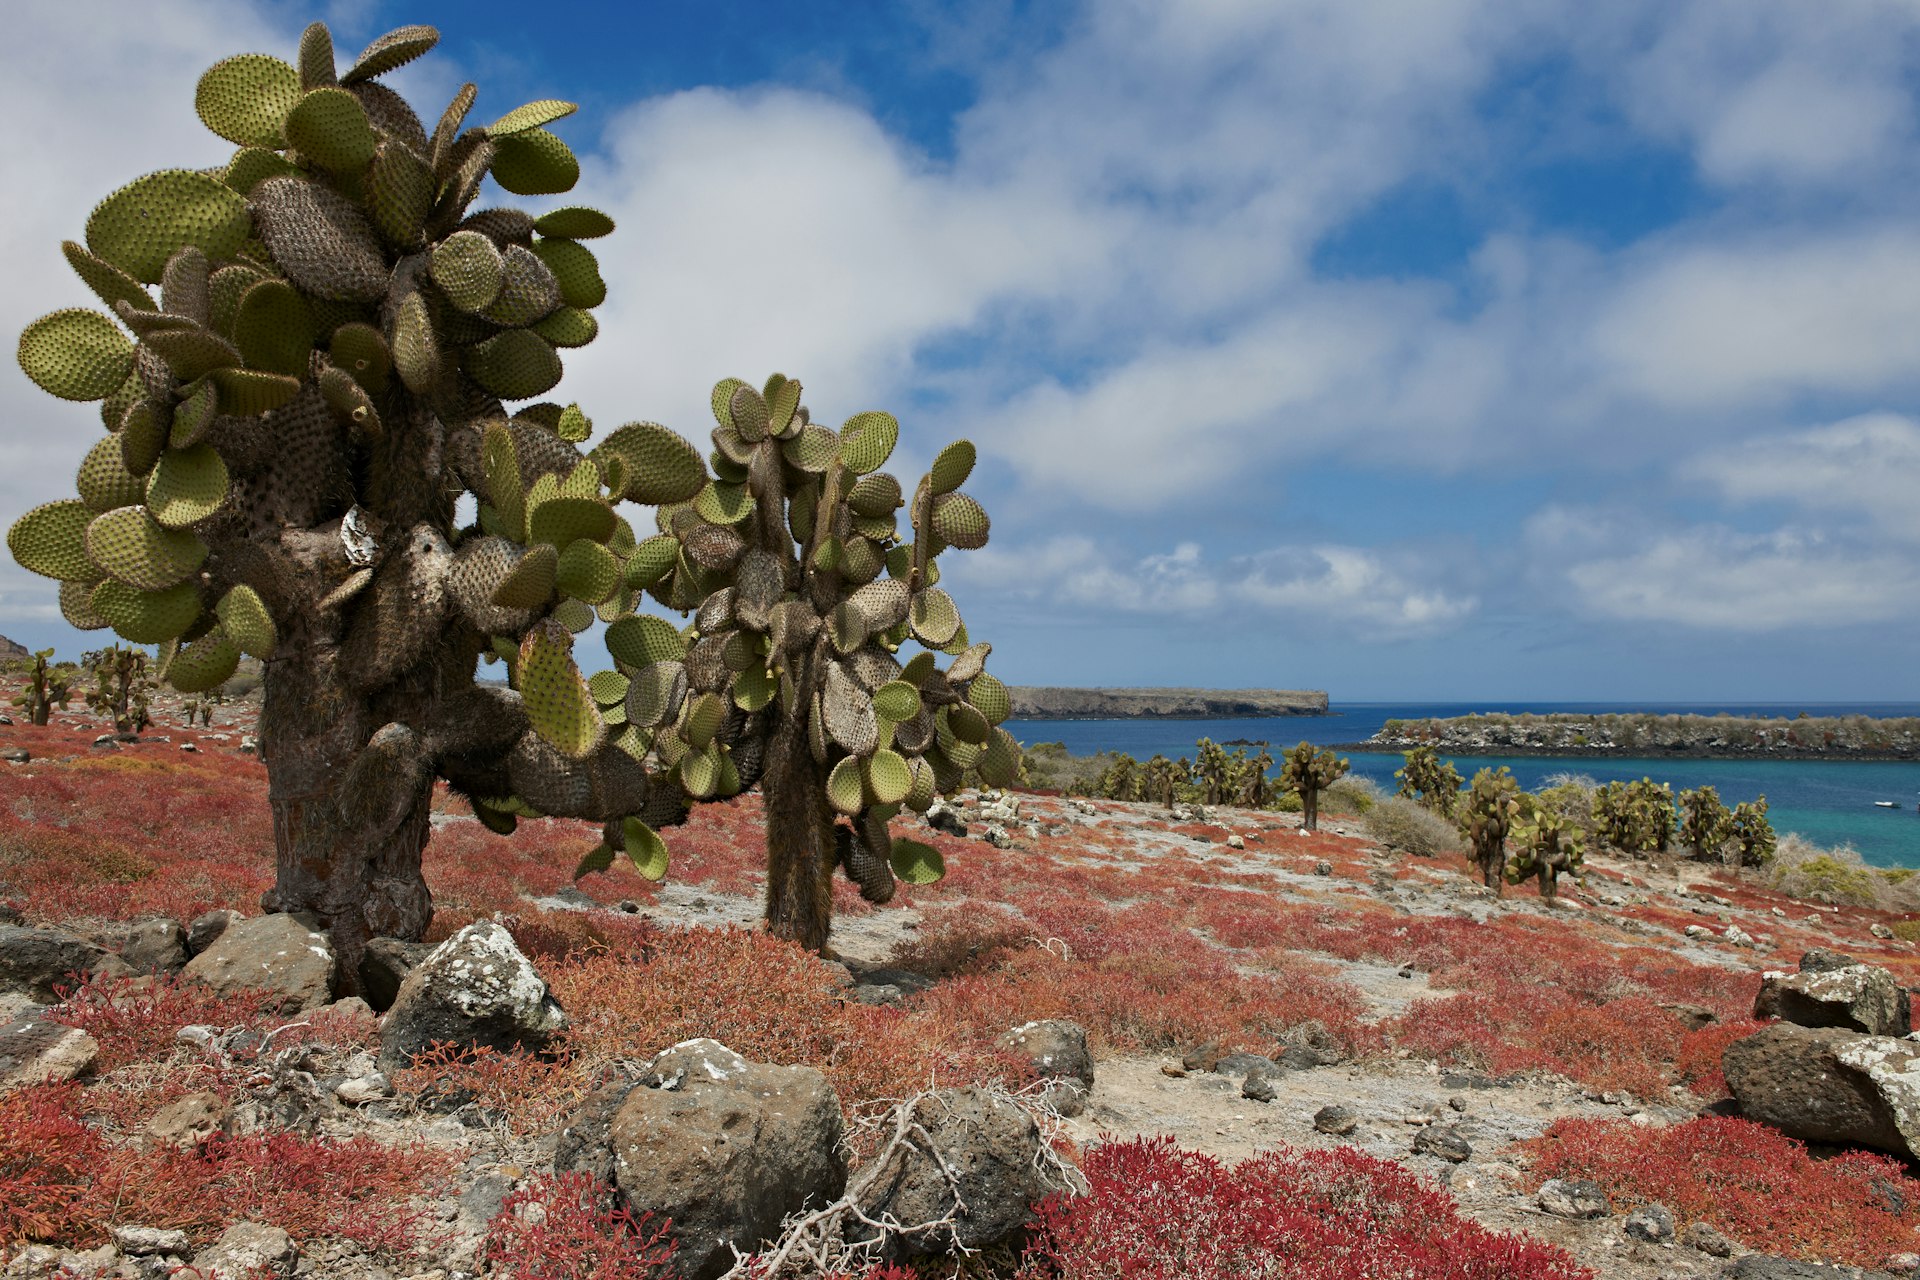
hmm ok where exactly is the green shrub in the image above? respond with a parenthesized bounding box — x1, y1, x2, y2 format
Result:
(1362, 797, 1462, 857)
(1322, 775, 1379, 817)
(1763, 837, 1889, 908)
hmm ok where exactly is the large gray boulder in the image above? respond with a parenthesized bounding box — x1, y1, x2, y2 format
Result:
(1725, 1023, 1920, 1157)
(181, 913, 336, 1014)
(378, 919, 565, 1071)
(0, 925, 130, 1001)
(999, 1020, 1094, 1117)
(1755, 962, 1909, 1036)
(0, 1015, 98, 1092)
(116, 918, 188, 975)
(853, 1086, 1074, 1258)
(609, 1039, 847, 1280)
(188, 1222, 297, 1279)
(1732, 1257, 1902, 1279)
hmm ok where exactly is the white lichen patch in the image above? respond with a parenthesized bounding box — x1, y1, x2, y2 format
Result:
(1835, 1035, 1920, 1152)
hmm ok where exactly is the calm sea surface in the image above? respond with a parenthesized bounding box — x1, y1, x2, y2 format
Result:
(1009, 702, 1920, 868)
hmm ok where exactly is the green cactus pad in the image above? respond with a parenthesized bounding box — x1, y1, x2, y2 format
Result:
(164, 378, 216, 448)
(731, 663, 776, 713)
(889, 838, 946, 885)
(978, 727, 1021, 788)
(329, 322, 390, 395)
(587, 669, 630, 706)
(298, 21, 336, 90)
(679, 747, 720, 799)
(491, 542, 557, 608)
(531, 238, 605, 310)
(947, 701, 991, 747)
(928, 440, 976, 495)
(533, 207, 615, 239)
(841, 537, 884, 584)
(595, 423, 706, 505)
(552, 597, 595, 633)
(727, 383, 771, 443)
(864, 749, 912, 806)
(839, 411, 899, 474)
(556, 538, 619, 603)
(898, 651, 938, 686)
(146, 445, 229, 528)
(490, 127, 579, 195)
(482, 244, 562, 327)
(967, 671, 1011, 725)
(143, 327, 242, 382)
(319, 366, 381, 436)
(872, 679, 923, 722)
(76, 437, 145, 513)
(431, 229, 504, 312)
(207, 262, 267, 335)
(215, 584, 276, 658)
(693, 481, 754, 527)
(166, 622, 240, 692)
(19, 309, 135, 402)
(607, 613, 688, 670)
(341, 24, 439, 84)
(847, 473, 903, 517)
(850, 579, 911, 631)
(9, 501, 99, 582)
(368, 141, 434, 250)
(910, 588, 960, 647)
(86, 170, 251, 285)
(391, 290, 439, 393)
(59, 579, 108, 630)
(86, 506, 208, 590)
(765, 374, 802, 437)
(529, 496, 616, 549)
(556, 404, 593, 444)
(519, 621, 605, 759)
(781, 424, 839, 473)
(527, 307, 596, 349)
(626, 660, 687, 728)
(829, 601, 871, 654)
(91, 579, 199, 644)
(195, 54, 300, 148)
(621, 817, 670, 880)
(119, 404, 167, 477)
(163, 246, 211, 324)
(488, 100, 579, 137)
(904, 756, 937, 811)
(231, 279, 316, 378)
(827, 755, 865, 816)
(62, 242, 155, 316)
(209, 367, 301, 416)
(932, 493, 990, 549)
(680, 691, 725, 750)
(465, 328, 562, 400)
(222, 147, 303, 196)
(285, 87, 377, 173)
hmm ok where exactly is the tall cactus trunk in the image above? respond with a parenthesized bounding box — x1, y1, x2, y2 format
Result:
(257, 643, 434, 995)
(760, 688, 836, 955)
(1301, 788, 1319, 832)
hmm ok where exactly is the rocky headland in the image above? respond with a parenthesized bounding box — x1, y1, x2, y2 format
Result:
(1357, 712, 1920, 761)
(1009, 686, 1328, 719)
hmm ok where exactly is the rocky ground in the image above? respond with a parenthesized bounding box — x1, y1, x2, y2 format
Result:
(6, 684, 1920, 1278)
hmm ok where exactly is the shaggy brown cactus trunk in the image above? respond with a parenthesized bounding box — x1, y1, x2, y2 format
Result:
(1301, 789, 1319, 832)
(257, 643, 435, 995)
(760, 664, 836, 955)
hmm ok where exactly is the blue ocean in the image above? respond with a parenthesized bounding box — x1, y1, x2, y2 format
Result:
(1009, 702, 1920, 868)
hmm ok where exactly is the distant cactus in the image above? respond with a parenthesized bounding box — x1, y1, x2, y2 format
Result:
(1100, 753, 1142, 802)
(1279, 741, 1348, 832)
(1507, 799, 1584, 904)
(1234, 746, 1275, 809)
(1195, 738, 1239, 805)
(1461, 766, 1522, 892)
(4, 22, 1008, 969)
(1394, 746, 1461, 818)
(9, 649, 74, 725)
(1728, 798, 1776, 867)
(1593, 777, 1676, 855)
(83, 645, 152, 733)
(1679, 785, 1734, 861)
(1142, 754, 1184, 809)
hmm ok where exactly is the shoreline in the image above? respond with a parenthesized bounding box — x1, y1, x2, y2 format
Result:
(1332, 742, 1920, 763)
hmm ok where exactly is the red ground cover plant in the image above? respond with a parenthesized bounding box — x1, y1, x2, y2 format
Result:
(1017, 1135, 1593, 1279)
(0, 1083, 103, 1246)
(480, 1171, 676, 1280)
(50, 973, 280, 1072)
(392, 1042, 589, 1137)
(1518, 1115, 1920, 1268)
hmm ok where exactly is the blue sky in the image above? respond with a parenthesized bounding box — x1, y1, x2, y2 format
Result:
(3, 0, 1919, 701)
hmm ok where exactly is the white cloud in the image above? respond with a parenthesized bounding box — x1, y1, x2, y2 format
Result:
(1689, 413, 1920, 540)
(961, 536, 1476, 635)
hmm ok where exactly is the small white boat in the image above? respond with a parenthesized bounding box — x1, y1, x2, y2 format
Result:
(1876, 801, 1900, 809)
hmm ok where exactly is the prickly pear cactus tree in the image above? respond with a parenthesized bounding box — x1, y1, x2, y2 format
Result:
(1278, 741, 1347, 832)
(1142, 754, 1183, 810)
(5, 21, 1014, 971)
(1728, 798, 1775, 868)
(1506, 799, 1583, 904)
(1394, 745, 1461, 819)
(1460, 766, 1522, 891)
(1233, 746, 1274, 809)
(1679, 785, 1733, 862)
(9, 649, 73, 725)
(84, 645, 153, 733)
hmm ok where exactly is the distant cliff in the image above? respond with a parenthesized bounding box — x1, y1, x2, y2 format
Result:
(1009, 687, 1329, 720)
(1357, 712, 1920, 761)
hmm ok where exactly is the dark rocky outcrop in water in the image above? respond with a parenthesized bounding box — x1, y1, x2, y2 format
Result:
(1009, 687, 1327, 720)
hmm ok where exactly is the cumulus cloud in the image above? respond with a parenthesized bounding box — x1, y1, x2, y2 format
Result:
(1687, 413, 1920, 541)
(959, 536, 1475, 635)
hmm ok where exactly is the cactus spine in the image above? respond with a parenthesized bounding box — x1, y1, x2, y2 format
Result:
(5, 22, 1008, 970)
(1279, 741, 1348, 832)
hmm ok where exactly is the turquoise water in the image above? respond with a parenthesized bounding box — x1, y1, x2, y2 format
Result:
(1010, 702, 1920, 868)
